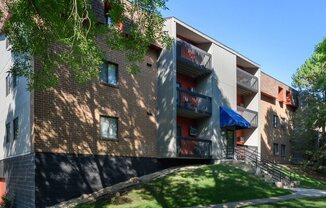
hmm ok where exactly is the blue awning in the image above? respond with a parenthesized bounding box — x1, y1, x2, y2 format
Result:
(220, 106, 251, 129)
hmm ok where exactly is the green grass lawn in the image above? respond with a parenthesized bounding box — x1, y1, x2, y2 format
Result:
(245, 197, 326, 208)
(277, 166, 326, 190)
(76, 164, 292, 208)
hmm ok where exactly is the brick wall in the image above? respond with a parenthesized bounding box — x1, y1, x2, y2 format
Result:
(33, 44, 158, 157)
(33, 0, 159, 157)
(260, 72, 295, 163)
(0, 154, 35, 208)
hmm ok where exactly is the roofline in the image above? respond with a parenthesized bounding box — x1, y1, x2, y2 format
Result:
(165, 16, 260, 68)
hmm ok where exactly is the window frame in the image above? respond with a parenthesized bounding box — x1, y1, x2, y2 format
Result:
(5, 123, 10, 143)
(100, 61, 119, 87)
(6, 74, 11, 96)
(273, 143, 279, 156)
(13, 117, 19, 140)
(281, 144, 286, 157)
(99, 116, 118, 140)
(273, 115, 279, 128)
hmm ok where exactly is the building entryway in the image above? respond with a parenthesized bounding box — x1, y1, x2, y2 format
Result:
(225, 129, 235, 159)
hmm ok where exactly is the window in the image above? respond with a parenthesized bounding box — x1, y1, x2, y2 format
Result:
(106, 15, 112, 27)
(5, 123, 10, 143)
(281, 144, 286, 157)
(280, 117, 286, 129)
(5, 75, 11, 96)
(100, 62, 118, 86)
(100, 116, 118, 139)
(13, 117, 19, 140)
(273, 143, 279, 155)
(273, 115, 279, 128)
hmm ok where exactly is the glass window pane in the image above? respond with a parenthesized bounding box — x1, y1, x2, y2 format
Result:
(106, 16, 112, 26)
(6, 123, 10, 143)
(107, 64, 117, 85)
(108, 118, 117, 139)
(100, 116, 118, 139)
(13, 117, 19, 140)
(100, 117, 110, 138)
(100, 63, 108, 83)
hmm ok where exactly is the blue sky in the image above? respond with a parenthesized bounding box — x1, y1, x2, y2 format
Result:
(161, 0, 326, 86)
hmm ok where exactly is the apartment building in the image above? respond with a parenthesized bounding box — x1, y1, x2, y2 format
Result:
(0, 3, 290, 208)
(157, 17, 260, 160)
(260, 72, 298, 163)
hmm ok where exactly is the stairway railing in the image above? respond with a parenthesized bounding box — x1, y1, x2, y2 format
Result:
(235, 144, 294, 184)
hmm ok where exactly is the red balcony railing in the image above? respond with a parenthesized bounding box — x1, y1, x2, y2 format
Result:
(176, 38, 212, 70)
(177, 137, 212, 158)
(177, 88, 212, 116)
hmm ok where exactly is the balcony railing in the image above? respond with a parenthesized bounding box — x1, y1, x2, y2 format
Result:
(237, 106, 258, 127)
(237, 68, 258, 92)
(286, 90, 299, 107)
(177, 88, 212, 116)
(176, 38, 212, 71)
(177, 137, 212, 158)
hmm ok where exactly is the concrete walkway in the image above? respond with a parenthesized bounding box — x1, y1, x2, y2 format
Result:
(188, 188, 326, 208)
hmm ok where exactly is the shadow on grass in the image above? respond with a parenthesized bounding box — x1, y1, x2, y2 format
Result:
(140, 164, 291, 208)
(75, 164, 292, 208)
(245, 197, 326, 208)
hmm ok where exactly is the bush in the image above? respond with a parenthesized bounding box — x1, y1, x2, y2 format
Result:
(0, 194, 12, 208)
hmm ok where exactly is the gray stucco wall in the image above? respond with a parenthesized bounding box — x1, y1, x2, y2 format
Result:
(0, 35, 32, 159)
(209, 44, 237, 159)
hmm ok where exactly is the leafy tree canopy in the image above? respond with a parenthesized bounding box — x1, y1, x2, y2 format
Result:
(292, 37, 326, 167)
(0, 0, 171, 89)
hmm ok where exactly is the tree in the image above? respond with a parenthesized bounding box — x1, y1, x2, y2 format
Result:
(0, 0, 171, 89)
(292, 37, 326, 168)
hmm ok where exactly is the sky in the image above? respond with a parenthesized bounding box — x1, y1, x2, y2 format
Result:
(161, 0, 326, 86)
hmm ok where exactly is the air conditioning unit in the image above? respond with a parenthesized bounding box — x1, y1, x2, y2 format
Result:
(189, 126, 198, 136)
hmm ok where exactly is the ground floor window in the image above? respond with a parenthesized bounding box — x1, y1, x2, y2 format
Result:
(281, 144, 286, 157)
(273, 143, 279, 155)
(100, 116, 118, 140)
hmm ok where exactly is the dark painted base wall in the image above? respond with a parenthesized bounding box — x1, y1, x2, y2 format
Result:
(0, 154, 35, 208)
(35, 152, 211, 207)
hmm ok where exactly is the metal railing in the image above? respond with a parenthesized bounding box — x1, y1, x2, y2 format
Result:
(237, 106, 258, 127)
(177, 88, 212, 115)
(177, 137, 212, 158)
(176, 38, 212, 70)
(235, 144, 294, 184)
(237, 68, 258, 92)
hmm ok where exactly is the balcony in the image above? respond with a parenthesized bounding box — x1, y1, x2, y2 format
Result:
(286, 90, 299, 108)
(237, 106, 258, 127)
(177, 88, 212, 118)
(237, 68, 258, 94)
(176, 38, 212, 78)
(177, 137, 212, 159)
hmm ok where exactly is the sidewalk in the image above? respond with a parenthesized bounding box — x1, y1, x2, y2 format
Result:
(188, 188, 326, 208)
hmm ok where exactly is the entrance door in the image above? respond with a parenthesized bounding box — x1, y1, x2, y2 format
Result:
(226, 129, 235, 159)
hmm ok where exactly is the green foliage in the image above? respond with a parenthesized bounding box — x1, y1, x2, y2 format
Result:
(0, 194, 12, 208)
(1, 0, 172, 89)
(292, 37, 326, 168)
